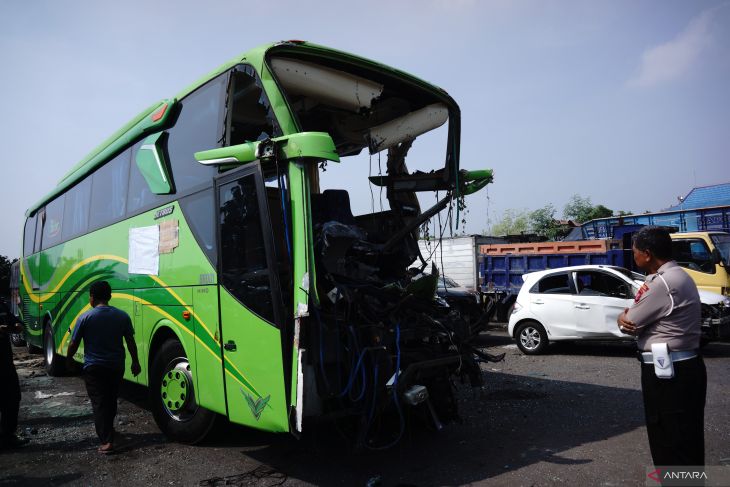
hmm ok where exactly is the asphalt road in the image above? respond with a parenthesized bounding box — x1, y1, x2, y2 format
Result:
(1, 329, 729, 487)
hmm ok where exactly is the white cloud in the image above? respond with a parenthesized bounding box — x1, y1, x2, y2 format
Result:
(628, 7, 718, 87)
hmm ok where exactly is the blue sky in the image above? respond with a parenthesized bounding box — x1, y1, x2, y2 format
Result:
(1, 0, 728, 257)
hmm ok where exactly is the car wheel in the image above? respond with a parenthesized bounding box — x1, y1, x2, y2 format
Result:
(515, 321, 548, 355)
(44, 323, 66, 376)
(150, 339, 216, 444)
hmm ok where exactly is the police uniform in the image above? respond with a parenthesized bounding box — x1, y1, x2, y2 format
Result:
(626, 260, 706, 466)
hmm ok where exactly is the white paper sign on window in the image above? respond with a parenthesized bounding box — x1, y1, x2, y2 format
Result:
(129, 225, 160, 275)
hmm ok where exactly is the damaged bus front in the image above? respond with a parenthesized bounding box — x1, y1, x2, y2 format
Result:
(21, 41, 495, 449)
(249, 42, 497, 447)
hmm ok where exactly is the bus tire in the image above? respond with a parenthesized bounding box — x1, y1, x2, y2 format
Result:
(44, 323, 66, 376)
(150, 339, 216, 444)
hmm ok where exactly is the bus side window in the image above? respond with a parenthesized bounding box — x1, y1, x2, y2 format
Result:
(179, 188, 217, 266)
(33, 210, 44, 254)
(23, 214, 37, 257)
(62, 177, 91, 241)
(165, 73, 226, 195)
(228, 65, 281, 146)
(89, 149, 130, 230)
(42, 196, 65, 250)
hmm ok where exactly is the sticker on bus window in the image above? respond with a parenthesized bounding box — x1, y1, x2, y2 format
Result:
(129, 225, 159, 275)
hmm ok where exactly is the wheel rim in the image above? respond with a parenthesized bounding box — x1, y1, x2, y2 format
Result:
(519, 326, 541, 350)
(45, 328, 55, 365)
(159, 357, 197, 422)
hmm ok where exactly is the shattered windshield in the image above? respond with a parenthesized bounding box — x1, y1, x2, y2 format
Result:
(269, 53, 466, 264)
(269, 53, 455, 219)
(269, 55, 452, 160)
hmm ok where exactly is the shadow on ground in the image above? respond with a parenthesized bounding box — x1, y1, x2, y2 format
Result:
(479, 330, 730, 359)
(191, 370, 645, 486)
(98, 330, 667, 486)
(0, 472, 84, 486)
(198, 339, 724, 486)
(9, 335, 729, 486)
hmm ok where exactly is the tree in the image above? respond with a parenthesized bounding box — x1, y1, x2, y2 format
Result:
(0, 255, 14, 297)
(529, 204, 564, 240)
(563, 195, 594, 223)
(591, 204, 613, 220)
(563, 194, 614, 223)
(489, 209, 529, 236)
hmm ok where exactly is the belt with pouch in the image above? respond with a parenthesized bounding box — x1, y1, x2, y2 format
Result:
(638, 350, 698, 364)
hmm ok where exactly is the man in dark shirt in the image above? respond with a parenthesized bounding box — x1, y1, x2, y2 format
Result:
(67, 281, 140, 454)
(0, 298, 28, 449)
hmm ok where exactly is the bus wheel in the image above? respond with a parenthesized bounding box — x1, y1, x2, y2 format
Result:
(150, 339, 216, 444)
(44, 324, 65, 376)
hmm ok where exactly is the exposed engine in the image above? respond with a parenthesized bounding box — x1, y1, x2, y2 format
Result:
(305, 188, 502, 448)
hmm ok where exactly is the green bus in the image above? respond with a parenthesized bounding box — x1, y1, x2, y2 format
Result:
(19, 41, 493, 446)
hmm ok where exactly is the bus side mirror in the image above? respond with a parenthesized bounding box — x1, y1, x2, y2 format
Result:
(194, 132, 340, 166)
(460, 169, 494, 195)
(135, 132, 174, 194)
(712, 248, 723, 266)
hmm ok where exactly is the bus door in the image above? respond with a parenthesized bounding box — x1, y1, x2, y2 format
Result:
(216, 164, 290, 432)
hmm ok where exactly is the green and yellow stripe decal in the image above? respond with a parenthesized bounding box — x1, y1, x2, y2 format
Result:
(30, 254, 264, 400)
(20, 254, 127, 303)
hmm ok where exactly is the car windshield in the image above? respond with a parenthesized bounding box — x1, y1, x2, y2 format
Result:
(710, 234, 730, 266)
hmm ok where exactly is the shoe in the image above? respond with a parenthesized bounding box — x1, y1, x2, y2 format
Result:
(1, 435, 30, 449)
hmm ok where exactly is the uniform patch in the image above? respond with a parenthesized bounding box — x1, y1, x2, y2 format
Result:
(634, 283, 649, 303)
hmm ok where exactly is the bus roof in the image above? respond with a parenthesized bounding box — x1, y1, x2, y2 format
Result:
(27, 41, 457, 216)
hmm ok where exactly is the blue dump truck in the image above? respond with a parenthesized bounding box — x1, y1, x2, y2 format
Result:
(479, 239, 631, 321)
(479, 228, 730, 340)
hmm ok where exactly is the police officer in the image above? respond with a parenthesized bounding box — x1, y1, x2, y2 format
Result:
(617, 226, 705, 466)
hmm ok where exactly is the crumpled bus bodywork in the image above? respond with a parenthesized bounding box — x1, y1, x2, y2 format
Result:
(256, 42, 497, 446)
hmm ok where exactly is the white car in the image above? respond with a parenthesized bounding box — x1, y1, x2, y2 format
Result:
(507, 265, 729, 354)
